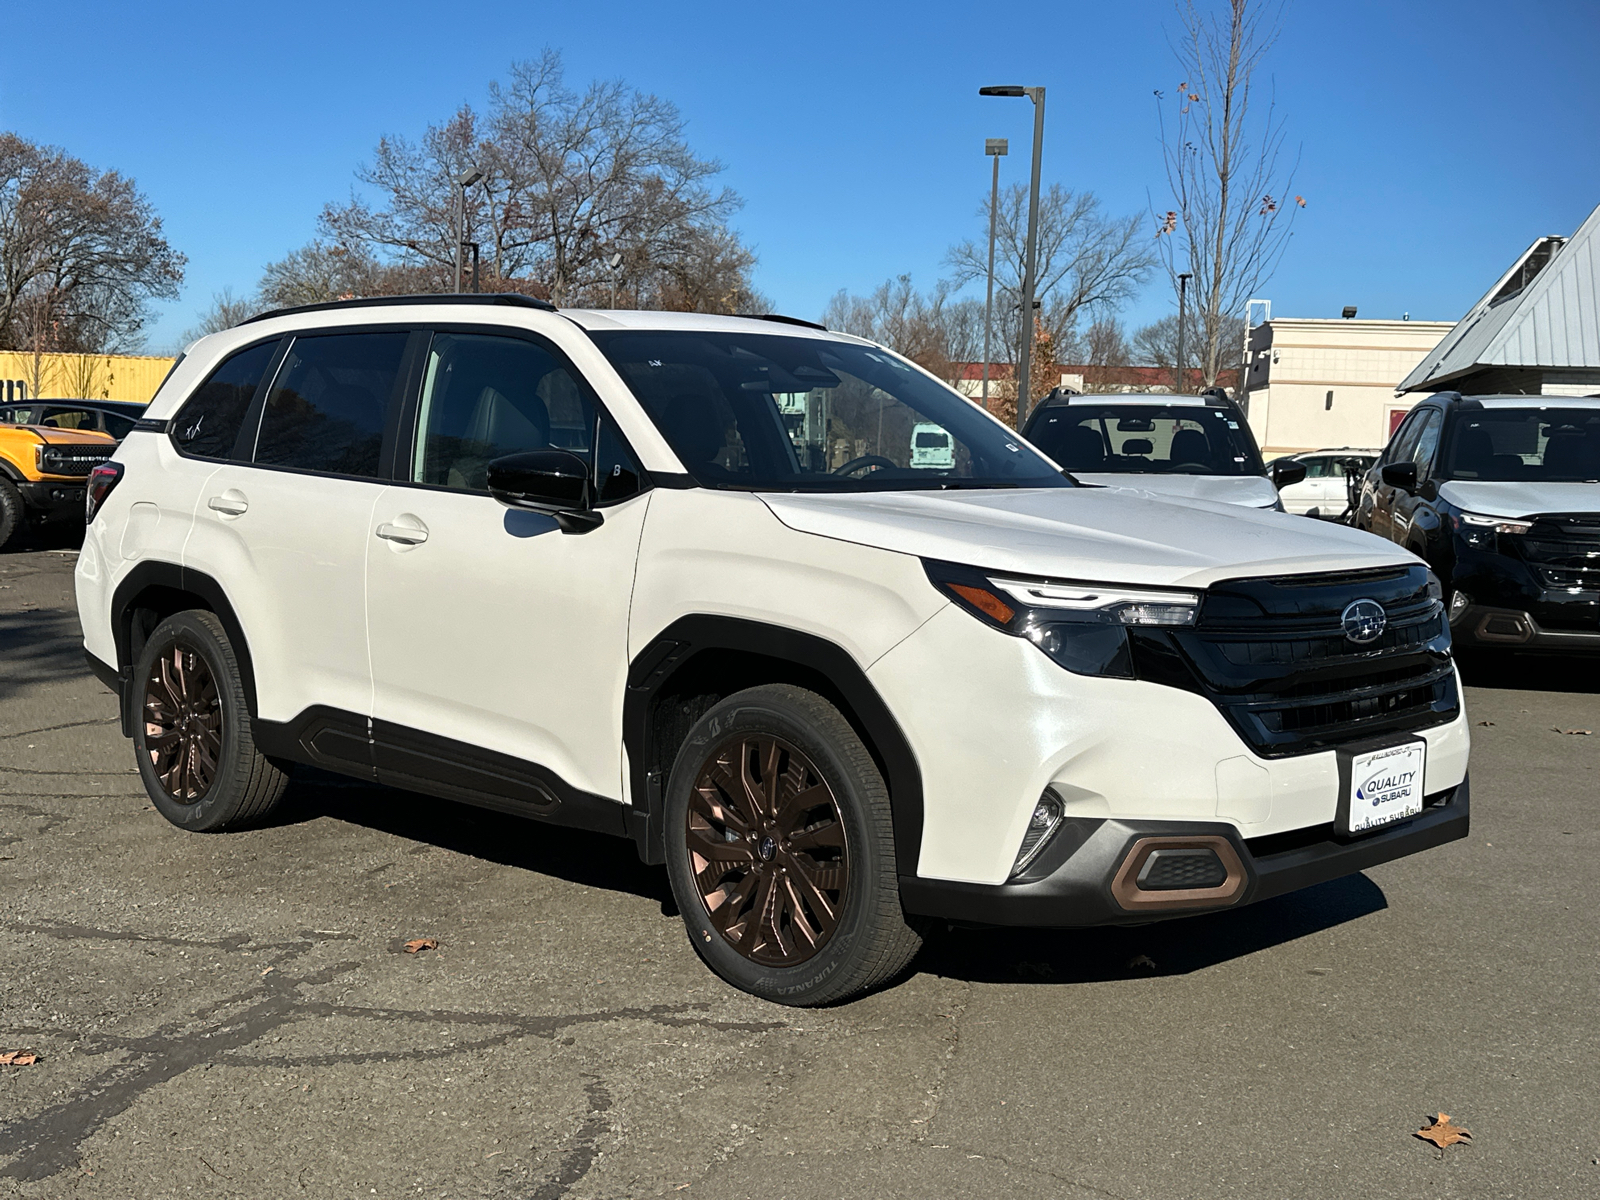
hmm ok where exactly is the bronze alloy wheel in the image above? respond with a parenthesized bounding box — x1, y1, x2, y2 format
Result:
(686, 734, 850, 966)
(142, 642, 223, 802)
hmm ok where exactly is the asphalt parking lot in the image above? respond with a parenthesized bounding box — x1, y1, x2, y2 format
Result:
(2, 543, 1598, 1200)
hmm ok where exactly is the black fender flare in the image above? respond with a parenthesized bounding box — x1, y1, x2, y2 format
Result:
(623, 615, 924, 876)
(110, 561, 260, 734)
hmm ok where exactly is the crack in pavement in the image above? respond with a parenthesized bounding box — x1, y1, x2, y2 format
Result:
(0, 922, 782, 1184)
(0, 718, 120, 741)
(526, 1076, 613, 1200)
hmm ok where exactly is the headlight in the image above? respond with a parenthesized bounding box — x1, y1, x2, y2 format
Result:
(1450, 510, 1532, 549)
(926, 560, 1201, 678)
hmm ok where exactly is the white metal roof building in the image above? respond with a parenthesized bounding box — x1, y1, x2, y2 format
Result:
(1398, 201, 1600, 397)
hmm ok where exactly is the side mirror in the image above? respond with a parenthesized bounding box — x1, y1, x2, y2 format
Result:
(487, 450, 604, 534)
(1269, 459, 1307, 489)
(1380, 461, 1418, 492)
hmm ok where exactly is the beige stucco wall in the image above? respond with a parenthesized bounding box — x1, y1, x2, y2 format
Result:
(0, 352, 177, 405)
(1241, 319, 1453, 455)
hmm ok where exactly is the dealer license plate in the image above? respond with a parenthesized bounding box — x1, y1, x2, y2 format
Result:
(1345, 742, 1426, 834)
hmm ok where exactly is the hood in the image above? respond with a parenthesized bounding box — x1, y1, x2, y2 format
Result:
(16, 425, 115, 446)
(1436, 480, 1600, 520)
(1070, 472, 1281, 508)
(758, 487, 1417, 589)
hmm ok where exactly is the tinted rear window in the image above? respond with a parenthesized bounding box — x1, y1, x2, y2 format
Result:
(253, 332, 408, 477)
(171, 340, 278, 460)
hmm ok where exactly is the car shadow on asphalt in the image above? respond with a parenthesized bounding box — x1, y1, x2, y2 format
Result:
(270, 768, 679, 911)
(1455, 649, 1600, 694)
(914, 873, 1388, 986)
(273, 768, 1385, 987)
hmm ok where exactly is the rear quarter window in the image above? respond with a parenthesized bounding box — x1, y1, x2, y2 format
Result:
(171, 340, 279, 460)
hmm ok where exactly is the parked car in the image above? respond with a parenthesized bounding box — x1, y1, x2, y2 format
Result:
(1356, 391, 1600, 650)
(0, 400, 147, 441)
(1022, 390, 1305, 509)
(77, 296, 1470, 1005)
(0, 405, 122, 550)
(1273, 447, 1381, 519)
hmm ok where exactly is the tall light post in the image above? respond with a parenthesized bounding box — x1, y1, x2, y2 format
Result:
(981, 138, 1008, 413)
(980, 84, 1045, 429)
(1175, 272, 1191, 394)
(454, 166, 484, 294)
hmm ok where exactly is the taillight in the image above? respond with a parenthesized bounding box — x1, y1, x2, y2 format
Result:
(85, 461, 124, 523)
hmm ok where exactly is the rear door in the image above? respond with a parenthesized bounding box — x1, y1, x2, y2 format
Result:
(364, 327, 650, 806)
(184, 328, 421, 728)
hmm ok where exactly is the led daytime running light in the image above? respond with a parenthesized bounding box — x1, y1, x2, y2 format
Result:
(988, 577, 1201, 627)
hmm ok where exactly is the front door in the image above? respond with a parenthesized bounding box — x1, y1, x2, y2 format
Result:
(364, 329, 649, 806)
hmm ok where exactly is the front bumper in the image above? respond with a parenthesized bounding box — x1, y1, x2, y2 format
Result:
(900, 776, 1469, 927)
(1451, 602, 1600, 650)
(18, 478, 87, 521)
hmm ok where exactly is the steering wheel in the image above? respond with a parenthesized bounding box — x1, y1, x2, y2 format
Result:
(1168, 461, 1212, 473)
(832, 454, 898, 477)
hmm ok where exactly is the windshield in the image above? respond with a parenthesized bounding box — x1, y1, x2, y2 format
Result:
(1440, 408, 1600, 483)
(587, 330, 1069, 491)
(1027, 403, 1265, 476)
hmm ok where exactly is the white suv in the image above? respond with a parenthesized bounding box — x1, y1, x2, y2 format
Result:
(76, 296, 1471, 1005)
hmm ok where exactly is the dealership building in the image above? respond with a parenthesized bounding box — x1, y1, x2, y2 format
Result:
(1239, 313, 1452, 457)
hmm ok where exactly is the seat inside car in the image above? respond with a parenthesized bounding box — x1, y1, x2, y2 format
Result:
(1056, 424, 1106, 469)
(1169, 427, 1211, 466)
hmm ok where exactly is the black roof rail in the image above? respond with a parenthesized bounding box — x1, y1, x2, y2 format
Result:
(242, 293, 558, 325)
(751, 313, 829, 332)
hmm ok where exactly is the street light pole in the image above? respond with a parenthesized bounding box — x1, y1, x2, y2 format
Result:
(1175, 273, 1191, 394)
(980, 85, 1045, 429)
(982, 138, 1008, 414)
(454, 166, 484, 294)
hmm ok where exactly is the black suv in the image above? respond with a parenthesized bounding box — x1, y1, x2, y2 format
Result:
(1356, 392, 1600, 649)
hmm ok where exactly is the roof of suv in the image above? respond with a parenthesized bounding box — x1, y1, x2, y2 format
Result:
(1420, 392, 1600, 410)
(1031, 391, 1234, 409)
(239, 293, 838, 339)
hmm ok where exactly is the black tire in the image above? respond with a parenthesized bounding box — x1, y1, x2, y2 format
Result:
(663, 684, 921, 1006)
(132, 609, 288, 832)
(0, 476, 24, 552)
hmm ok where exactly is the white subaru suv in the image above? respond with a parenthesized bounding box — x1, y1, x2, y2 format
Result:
(76, 296, 1471, 1005)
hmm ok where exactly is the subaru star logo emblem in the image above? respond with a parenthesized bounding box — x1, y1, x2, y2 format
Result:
(1341, 599, 1387, 644)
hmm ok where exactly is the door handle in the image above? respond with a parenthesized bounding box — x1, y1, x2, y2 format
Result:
(376, 520, 429, 545)
(207, 490, 248, 516)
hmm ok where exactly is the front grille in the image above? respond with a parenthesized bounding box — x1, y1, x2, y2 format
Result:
(1516, 515, 1600, 591)
(1130, 564, 1458, 757)
(38, 447, 114, 477)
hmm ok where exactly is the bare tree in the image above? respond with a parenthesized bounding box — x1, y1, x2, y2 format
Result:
(310, 51, 760, 312)
(1155, 0, 1299, 385)
(0, 133, 185, 352)
(181, 287, 260, 343)
(821, 275, 984, 387)
(1132, 311, 1244, 387)
(946, 183, 1155, 394)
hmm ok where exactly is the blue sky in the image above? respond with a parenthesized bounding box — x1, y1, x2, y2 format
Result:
(5, 0, 1598, 355)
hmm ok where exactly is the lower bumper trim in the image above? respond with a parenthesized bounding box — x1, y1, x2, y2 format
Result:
(899, 776, 1470, 928)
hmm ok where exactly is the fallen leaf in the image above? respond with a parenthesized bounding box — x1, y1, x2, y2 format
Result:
(1476, 721, 1494, 727)
(403, 938, 439, 954)
(0, 1051, 39, 1066)
(1415, 1113, 1472, 1149)
(1564, 729, 1592, 736)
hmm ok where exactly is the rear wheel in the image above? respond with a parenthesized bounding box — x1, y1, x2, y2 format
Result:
(133, 610, 288, 831)
(663, 684, 921, 1005)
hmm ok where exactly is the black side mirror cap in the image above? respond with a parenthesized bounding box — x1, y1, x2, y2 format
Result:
(487, 450, 604, 534)
(1381, 461, 1419, 491)
(1270, 459, 1307, 488)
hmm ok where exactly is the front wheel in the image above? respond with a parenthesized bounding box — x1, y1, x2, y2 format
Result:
(663, 684, 922, 1005)
(133, 610, 288, 831)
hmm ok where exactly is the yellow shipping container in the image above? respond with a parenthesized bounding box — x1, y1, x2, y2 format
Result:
(0, 352, 178, 406)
